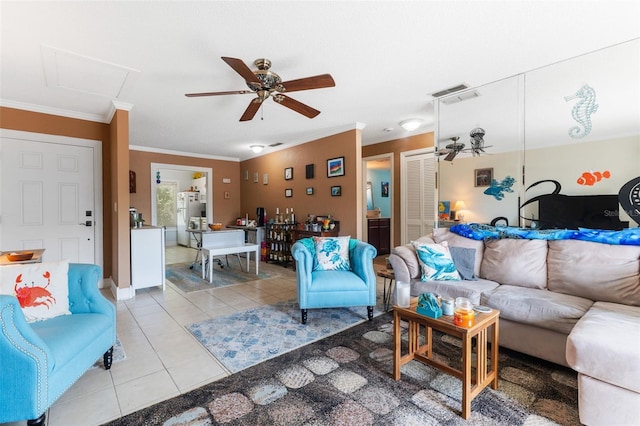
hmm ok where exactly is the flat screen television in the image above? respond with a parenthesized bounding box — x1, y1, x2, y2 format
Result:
(537, 194, 628, 230)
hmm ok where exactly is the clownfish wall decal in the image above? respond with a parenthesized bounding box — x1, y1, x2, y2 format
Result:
(577, 170, 610, 186)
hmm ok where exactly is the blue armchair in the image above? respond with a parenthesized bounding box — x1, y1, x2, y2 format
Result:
(291, 238, 377, 324)
(0, 263, 116, 426)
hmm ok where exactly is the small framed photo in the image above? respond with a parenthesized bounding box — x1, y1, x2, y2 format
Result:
(474, 168, 493, 187)
(306, 187, 314, 195)
(253, 172, 259, 183)
(331, 185, 342, 196)
(285, 188, 293, 198)
(263, 173, 268, 185)
(327, 156, 345, 178)
(284, 167, 293, 180)
(381, 181, 389, 197)
(305, 164, 314, 179)
(244, 170, 249, 181)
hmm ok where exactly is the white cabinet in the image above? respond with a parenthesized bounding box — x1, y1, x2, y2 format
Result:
(131, 226, 165, 291)
(192, 177, 206, 196)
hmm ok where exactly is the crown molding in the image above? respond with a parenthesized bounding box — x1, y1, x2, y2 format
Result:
(0, 98, 109, 123)
(129, 144, 240, 162)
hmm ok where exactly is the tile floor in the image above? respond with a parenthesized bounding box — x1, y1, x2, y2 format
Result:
(3, 246, 391, 426)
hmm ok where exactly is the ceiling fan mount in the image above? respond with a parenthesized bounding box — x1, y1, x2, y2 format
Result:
(186, 57, 335, 121)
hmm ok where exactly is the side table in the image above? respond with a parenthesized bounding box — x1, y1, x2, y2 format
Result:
(393, 298, 500, 419)
(376, 269, 395, 311)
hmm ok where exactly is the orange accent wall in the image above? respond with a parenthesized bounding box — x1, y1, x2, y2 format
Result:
(240, 129, 362, 238)
(128, 150, 241, 229)
(363, 132, 434, 247)
(111, 109, 131, 288)
(0, 106, 114, 277)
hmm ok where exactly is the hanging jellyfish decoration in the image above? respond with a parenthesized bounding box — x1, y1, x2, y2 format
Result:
(156, 171, 161, 184)
(564, 84, 598, 139)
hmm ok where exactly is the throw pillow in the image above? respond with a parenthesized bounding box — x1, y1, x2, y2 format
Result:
(313, 236, 351, 271)
(412, 241, 461, 281)
(0, 260, 71, 322)
(449, 246, 478, 281)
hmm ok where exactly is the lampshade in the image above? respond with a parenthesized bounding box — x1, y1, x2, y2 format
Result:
(453, 200, 467, 211)
(399, 118, 424, 131)
(250, 145, 264, 153)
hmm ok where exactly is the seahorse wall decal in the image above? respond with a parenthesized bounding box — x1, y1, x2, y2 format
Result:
(564, 84, 598, 139)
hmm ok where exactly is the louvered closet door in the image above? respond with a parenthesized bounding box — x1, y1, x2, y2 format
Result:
(402, 151, 435, 244)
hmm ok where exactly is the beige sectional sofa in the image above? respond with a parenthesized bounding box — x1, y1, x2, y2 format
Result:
(388, 228, 640, 425)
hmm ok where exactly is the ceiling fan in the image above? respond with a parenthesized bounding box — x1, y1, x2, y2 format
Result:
(437, 128, 492, 161)
(185, 57, 335, 121)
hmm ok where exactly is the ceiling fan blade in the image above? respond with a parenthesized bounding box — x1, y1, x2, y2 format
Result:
(279, 74, 335, 92)
(239, 98, 262, 122)
(221, 57, 261, 84)
(185, 90, 253, 97)
(444, 151, 458, 161)
(273, 94, 320, 118)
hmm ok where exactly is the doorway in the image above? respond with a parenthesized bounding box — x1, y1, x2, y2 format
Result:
(363, 154, 393, 255)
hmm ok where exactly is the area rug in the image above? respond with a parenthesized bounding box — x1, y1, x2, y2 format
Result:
(106, 313, 579, 425)
(166, 259, 280, 293)
(91, 336, 125, 369)
(187, 299, 384, 373)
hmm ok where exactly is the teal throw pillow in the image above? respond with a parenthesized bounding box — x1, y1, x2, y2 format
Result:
(412, 241, 461, 281)
(313, 236, 351, 271)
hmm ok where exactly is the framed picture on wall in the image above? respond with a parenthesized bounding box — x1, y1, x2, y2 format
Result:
(331, 186, 341, 196)
(285, 188, 293, 198)
(381, 181, 389, 197)
(327, 157, 345, 178)
(474, 168, 493, 187)
(306, 187, 314, 195)
(305, 164, 314, 179)
(284, 167, 293, 180)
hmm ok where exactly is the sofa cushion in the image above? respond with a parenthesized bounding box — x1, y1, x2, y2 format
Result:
(412, 278, 500, 305)
(449, 247, 477, 281)
(412, 241, 461, 281)
(480, 239, 548, 289)
(391, 244, 422, 280)
(481, 285, 593, 334)
(313, 236, 351, 271)
(547, 240, 640, 306)
(0, 260, 71, 322)
(566, 302, 640, 393)
(433, 228, 484, 277)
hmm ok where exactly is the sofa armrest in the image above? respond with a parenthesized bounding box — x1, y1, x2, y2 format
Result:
(1, 295, 52, 420)
(388, 252, 412, 283)
(67, 263, 114, 317)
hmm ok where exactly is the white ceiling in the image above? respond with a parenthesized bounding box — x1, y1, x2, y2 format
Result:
(2, 1, 639, 161)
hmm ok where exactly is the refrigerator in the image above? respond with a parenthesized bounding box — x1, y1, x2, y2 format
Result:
(177, 192, 202, 246)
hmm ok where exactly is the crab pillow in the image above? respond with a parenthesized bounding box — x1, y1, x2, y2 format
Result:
(0, 260, 71, 322)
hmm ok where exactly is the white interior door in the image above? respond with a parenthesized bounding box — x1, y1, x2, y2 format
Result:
(401, 150, 436, 244)
(1, 135, 96, 263)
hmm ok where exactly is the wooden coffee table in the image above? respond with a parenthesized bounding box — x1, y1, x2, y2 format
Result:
(393, 298, 500, 419)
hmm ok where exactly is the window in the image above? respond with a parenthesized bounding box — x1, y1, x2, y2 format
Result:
(156, 181, 177, 227)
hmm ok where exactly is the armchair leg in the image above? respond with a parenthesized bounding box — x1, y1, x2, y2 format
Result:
(104, 346, 114, 370)
(301, 309, 308, 324)
(367, 306, 374, 321)
(27, 413, 46, 426)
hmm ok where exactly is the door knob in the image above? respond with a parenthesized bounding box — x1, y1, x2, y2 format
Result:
(79, 221, 93, 227)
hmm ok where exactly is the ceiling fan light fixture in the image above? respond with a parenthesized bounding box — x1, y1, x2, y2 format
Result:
(400, 118, 424, 131)
(250, 145, 264, 153)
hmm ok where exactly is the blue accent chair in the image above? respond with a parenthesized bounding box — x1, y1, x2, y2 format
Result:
(291, 238, 377, 324)
(0, 263, 116, 426)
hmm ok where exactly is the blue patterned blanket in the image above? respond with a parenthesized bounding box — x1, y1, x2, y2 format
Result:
(450, 223, 640, 246)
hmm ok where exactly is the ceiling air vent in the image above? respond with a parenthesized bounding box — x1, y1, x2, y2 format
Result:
(440, 89, 481, 105)
(431, 84, 468, 98)
(269, 142, 283, 147)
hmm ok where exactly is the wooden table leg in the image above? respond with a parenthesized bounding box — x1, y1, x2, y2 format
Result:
(491, 319, 499, 389)
(462, 334, 472, 419)
(393, 310, 401, 380)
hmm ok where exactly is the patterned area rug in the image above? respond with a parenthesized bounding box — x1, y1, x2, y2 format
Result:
(166, 260, 279, 293)
(107, 313, 579, 425)
(187, 300, 384, 373)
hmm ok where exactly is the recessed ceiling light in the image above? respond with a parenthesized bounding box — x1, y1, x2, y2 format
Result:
(250, 145, 264, 153)
(399, 118, 424, 131)
(383, 127, 394, 132)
